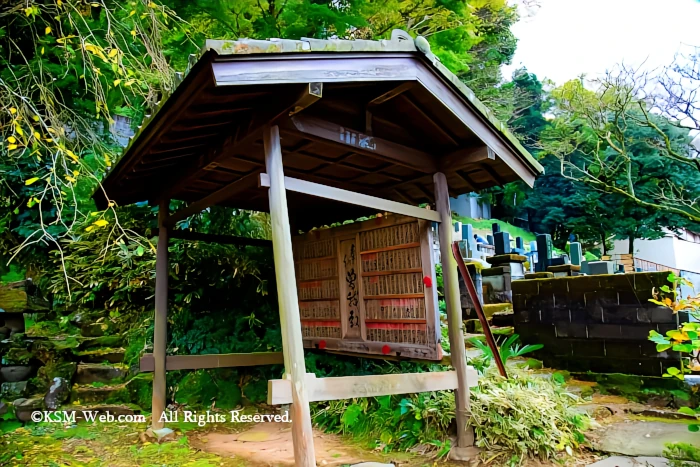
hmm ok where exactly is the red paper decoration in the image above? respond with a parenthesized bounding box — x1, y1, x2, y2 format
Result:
(382, 344, 391, 355)
(318, 340, 327, 350)
(423, 276, 433, 288)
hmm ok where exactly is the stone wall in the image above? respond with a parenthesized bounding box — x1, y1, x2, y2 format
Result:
(513, 272, 683, 376)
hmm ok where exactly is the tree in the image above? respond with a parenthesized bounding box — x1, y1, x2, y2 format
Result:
(0, 0, 186, 286)
(545, 69, 700, 223)
(538, 77, 700, 251)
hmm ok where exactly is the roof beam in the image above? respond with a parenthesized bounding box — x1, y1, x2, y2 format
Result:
(439, 145, 493, 172)
(258, 173, 441, 223)
(289, 82, 322, 116)
(165, 170, 261, 226)
(368, 82, 415, 107)
(281, 115, 437, 173)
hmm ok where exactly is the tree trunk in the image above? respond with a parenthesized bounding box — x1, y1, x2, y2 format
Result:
(628, 235, 635, 255)
(601, 232, 608, 255)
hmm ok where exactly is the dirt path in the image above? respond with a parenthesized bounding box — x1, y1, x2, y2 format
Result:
(190, 421, 391, 466)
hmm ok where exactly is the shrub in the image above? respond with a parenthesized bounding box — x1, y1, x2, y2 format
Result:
(468, 371, 589, 464)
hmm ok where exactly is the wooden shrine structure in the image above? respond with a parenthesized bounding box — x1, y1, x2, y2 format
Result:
(95, 30, 543, 464)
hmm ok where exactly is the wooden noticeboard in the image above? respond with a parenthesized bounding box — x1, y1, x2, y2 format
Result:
(293, 215, 443, 360)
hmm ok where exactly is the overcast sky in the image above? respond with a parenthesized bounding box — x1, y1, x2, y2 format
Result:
(503, 0, 700, 85)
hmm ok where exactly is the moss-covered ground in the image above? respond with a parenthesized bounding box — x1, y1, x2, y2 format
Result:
(0, 422, 250, 466)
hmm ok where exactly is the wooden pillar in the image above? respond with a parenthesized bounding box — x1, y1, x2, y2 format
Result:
(264, 125, 316, 467)
(433, 172, 474, 448)
(151, 199, 169, 429)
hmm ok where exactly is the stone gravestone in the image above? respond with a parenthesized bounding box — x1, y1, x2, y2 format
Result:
(570, 242, 583, 266)
(462, 223, 473, 242)
(486, 235, 494, 245)
(516, 237, 524, 250)
(535, 234, 553, 272)
(529, 240, 538, 272)
(492, 223, 501, 234)
(494, 231, 511, 255)
(587, 261, 615, 275)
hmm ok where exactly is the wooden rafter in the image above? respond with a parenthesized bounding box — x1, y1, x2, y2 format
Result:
(480, 162, 506, 186)
(439, 145, 493, 172)
(153, 83, 320, 203)
(398, 94, 459, 146)
(166, 170, 261, 226)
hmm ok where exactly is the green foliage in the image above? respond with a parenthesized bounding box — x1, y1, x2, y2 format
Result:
(312, 371, 587, 463)
(468, 334, 543, 371)
(648, 274, 700, 434)
(664, 442, 700, 467)
(0, 0, 187, 272)
(469, 372, 589, 463)
(312, 391, 456, 456)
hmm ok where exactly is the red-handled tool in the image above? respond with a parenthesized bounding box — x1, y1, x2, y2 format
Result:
(452, 241, 508, 378)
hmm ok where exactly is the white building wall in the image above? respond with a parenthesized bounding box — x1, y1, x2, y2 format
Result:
(610, 235, 700, 274)
(672, 236, 700, 273)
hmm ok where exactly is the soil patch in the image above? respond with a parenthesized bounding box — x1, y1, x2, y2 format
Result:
(191, 421, 391, 466)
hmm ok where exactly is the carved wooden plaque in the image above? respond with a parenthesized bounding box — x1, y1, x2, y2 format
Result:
(293, 215, 442, 360)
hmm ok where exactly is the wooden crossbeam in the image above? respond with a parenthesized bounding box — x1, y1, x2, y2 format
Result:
(258, 173, 441, 223)
(439, 145, 493, 172)
(140, 352, 283, 372)
(268, 369, 478, 405)
(166, 171, 261, 226)
(281, 115, 437, 173)
(165, 230, 272, 247)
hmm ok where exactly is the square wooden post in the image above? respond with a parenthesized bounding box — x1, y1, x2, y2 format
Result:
(433, 172, 474, 448)
(151, 199, 169, 429)
(264, 125, 316, 467)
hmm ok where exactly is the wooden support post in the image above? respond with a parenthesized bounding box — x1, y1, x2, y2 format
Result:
(433, 172, 474, 448)
(151, 199, 169, 430)
(263, 125, 316, 467)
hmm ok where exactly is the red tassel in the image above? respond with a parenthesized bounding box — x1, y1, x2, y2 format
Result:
(423, 276, 433, 288)
(318, 340, 327, 350)
(382, 344, 391, 355)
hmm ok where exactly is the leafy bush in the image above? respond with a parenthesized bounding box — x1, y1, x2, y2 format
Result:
(648, 273, 700, 433)
(664, 442, 700, 467)
(468, 334, 543, 373)
(312, 391, 456, 456)
(468, 371, 589, 464)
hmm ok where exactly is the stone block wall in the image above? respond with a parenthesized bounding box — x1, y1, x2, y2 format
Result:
(513, 272, 683, 376)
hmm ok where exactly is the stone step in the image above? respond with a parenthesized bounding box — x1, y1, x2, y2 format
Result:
(80, 323, 108, 338)
(71, 383, 129, 404)
(76, 348, 125, 364)
(79, 335, 123, 350)
(75, 363, 128, 384)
